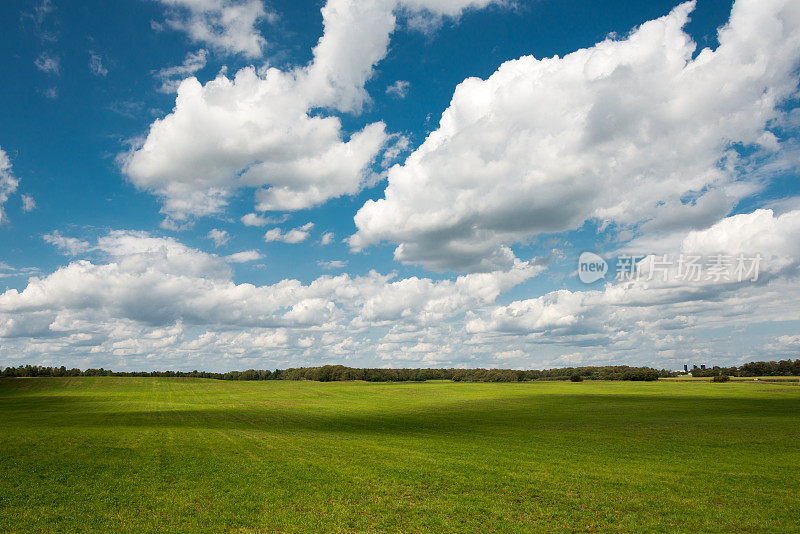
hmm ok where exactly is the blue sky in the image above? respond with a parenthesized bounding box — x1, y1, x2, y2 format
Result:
(1, 0, 799, 371)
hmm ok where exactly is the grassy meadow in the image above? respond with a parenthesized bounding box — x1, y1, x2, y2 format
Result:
(1, 378, 798, 532)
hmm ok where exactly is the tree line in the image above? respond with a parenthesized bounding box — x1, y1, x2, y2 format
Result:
(2, 359, 797, 382)
(690, 359, 800, 377)
(0, 364, 667, 381)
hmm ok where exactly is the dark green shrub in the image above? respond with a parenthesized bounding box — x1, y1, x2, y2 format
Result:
(570, 374, 584, 382)
(712, 375, 730, 383)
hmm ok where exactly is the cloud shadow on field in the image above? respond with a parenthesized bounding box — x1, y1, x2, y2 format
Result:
(2, 385, 798, 445)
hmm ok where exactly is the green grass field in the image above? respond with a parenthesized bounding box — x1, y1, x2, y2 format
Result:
(662, 376, 800, 382)
(1, 378, 798, 533)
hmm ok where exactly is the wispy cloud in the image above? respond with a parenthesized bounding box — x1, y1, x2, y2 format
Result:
(386, 80, 410, 99)
(0, 148, 20, 224)
(43, 231, 93, 256)
(319, 232, 335, 245)
(0, 262, 40, 279)
(88, 51, 108, 77)
(317, 259, 347, 269)
(21, 194, 36, 212)
(34, 52, 59, 74)
(154, 49, 207, 93)
(207, 228, 230, 247)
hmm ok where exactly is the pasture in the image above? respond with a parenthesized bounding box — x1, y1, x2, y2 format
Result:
(1, 378, 798, 532)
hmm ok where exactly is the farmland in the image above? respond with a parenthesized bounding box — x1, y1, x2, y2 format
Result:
(1, 378, 798, 532)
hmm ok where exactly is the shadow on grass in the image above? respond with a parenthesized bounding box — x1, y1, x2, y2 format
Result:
(2, 387, 798, 441)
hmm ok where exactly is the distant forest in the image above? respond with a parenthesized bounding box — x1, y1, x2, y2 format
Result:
(2, 359, 799, 382)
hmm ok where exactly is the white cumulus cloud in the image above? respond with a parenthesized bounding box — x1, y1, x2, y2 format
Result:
(4, 214, 798, 369)
(240, 212, 288, 227)
(467, 209, 800, 365)
(155, 0, 270, 57)
(124, 0, 500, 221)
(0, 230, 541, 368)
(351, 0, 800, 272)
(0, 148, 20, 224)
(225, 249, 264, 263)
(263, 223, 314, 244)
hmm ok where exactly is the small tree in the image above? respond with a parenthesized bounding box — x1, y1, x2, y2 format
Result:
(712, 375, 730, 383)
